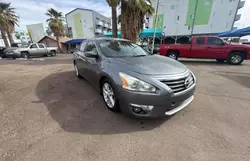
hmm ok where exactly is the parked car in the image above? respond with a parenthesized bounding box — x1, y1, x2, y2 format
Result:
(0, 47, 7, 58)
(73, 38, 196, 118)
(242, 42, 250, 45)
(4, 43, 57, 59)
(159, 36, 250, 65)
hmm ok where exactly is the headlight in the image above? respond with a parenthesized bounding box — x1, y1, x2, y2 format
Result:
(119, 72, 156, 93)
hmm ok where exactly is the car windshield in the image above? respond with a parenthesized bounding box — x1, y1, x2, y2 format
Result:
(98, 39, 149, 57)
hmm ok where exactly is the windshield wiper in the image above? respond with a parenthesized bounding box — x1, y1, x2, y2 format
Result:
(133, 55, 146, 57)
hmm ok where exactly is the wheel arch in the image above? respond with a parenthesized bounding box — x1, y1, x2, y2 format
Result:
(229, 50, 247, 59)
(99, 74, 118, 96)
(167, 49, 180, 56)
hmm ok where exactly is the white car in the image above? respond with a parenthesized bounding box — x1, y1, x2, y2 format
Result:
(4, 43, 57, 59)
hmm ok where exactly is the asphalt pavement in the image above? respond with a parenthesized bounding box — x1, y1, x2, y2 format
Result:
(0, 54, 250, 161)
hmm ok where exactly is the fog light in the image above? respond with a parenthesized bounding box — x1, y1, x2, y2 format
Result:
(131, 104, 154, 111)
(132, 107, 141, 113)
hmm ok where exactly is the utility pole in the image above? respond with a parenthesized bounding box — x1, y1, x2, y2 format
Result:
(151, 0, 160, 54)
(190, 0, 198, 36)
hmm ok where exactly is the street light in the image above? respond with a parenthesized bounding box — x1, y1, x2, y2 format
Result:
(151, 0, 160, 54)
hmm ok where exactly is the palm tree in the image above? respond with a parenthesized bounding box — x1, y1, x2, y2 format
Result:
(120, 0, 154, 42)
(106, 0, 120, 38)
(46, 8, 65, 53)
(0, 3, 19, 47)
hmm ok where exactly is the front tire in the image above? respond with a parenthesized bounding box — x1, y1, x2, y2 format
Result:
(167, 51, 178, 60)
(74, 63, 82, 78)
(101, 79, 120, 112)
(21, 52, 30, 58)
(227, 52, 244, 65)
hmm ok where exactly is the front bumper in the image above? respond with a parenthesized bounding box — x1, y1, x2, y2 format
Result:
(5, 52, 20, 58)
(118, 84, 195, 118)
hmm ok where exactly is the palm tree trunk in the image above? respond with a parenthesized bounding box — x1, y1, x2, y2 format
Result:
(121, 0, 139, 42)
(56, 36, 62, 53)
(0, 28, 10, 47)
(7, 29, 14, 45)
(111, 5, 118, 38)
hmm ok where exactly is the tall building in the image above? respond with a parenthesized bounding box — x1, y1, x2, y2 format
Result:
(66, 8, 112, 39)
(149, 0, 245, 36)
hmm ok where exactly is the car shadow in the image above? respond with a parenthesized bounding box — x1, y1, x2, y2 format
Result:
(36, 71, 168, 134)
(214, 71, 250, 88)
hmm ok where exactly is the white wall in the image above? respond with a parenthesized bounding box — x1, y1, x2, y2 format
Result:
(66, 9, 95, 39)
(150, 0, 241, 36)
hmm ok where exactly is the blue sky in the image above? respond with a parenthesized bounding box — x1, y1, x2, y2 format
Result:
(2, 0, 250, 35)
(2, 0, 111, 31)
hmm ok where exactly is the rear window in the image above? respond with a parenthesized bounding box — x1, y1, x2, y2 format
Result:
(196, 37, 205, 45)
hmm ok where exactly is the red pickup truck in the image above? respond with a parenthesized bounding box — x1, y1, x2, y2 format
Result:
(159, 36, 250, 65)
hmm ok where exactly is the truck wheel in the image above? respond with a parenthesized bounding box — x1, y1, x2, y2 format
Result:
(227, 52, 244, 65)
(21, 52, 30, 59)
(167, 52, 178, 60)
(50, 51, 56, 57)
(216, 59, 226, 63)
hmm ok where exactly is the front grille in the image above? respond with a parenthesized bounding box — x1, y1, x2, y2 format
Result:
(161, 73, 194, 93)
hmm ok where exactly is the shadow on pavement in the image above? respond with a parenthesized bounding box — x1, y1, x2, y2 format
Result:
(214, 71, 250, 88)
(36, 71, 168, 134)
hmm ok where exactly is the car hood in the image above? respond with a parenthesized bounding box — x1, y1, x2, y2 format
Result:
(111, 55, 188, 75)
(5, 47, 18, 53)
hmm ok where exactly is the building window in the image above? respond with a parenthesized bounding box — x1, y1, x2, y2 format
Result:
(226, 22, 228, 28)
(204, 0, 211, 5)
(210, 24, 213, 28)
(213, 12, 215, 16)
(170, 5, 175, 10)
(190, 14, 194, 20)
(229, 10, 232, 15)
(188, 26, 191, 30)
(229, 0, 232, 2)
(177, 16, 180, 20)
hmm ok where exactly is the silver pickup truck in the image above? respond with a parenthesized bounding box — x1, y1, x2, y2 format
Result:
(4, 43, 57, 59)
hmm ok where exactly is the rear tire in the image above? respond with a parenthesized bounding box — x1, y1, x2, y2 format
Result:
(50, 51, 56, 57)
(167, 51, 178, 60)
(21, 52, 30, 58)
(227, 52, 244, 65)
(216, 59, 226, 63)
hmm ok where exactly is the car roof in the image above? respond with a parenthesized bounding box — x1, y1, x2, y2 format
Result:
(86, 37, 130, 42)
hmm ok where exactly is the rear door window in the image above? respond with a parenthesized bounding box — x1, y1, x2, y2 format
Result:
(196, 37, 205, 45)
(38, 44, 45, 48)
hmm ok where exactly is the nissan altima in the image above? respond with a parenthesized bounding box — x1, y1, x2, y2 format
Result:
(73, 38, 196, 118)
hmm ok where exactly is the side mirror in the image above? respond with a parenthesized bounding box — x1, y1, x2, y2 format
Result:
(85, 51, 98, 58)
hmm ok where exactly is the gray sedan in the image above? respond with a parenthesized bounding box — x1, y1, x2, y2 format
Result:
(73, 38, 196, 118)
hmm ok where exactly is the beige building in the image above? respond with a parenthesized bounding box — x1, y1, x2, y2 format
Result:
(38, 36, 71, 53)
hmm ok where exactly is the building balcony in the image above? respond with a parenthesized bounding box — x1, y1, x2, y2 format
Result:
(235, 14, 241, 21)
(104, 23, 109, 28)
(96, 21, 103, 26)
(95, 29, 102, 33)
(238, 0, 245, 9)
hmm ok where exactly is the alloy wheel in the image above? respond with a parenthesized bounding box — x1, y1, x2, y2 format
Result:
(74, 63, 79, 76)
(102, 83, 115, 108)
(169, 53, 177, 60)
(230, 55, 242, 64)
